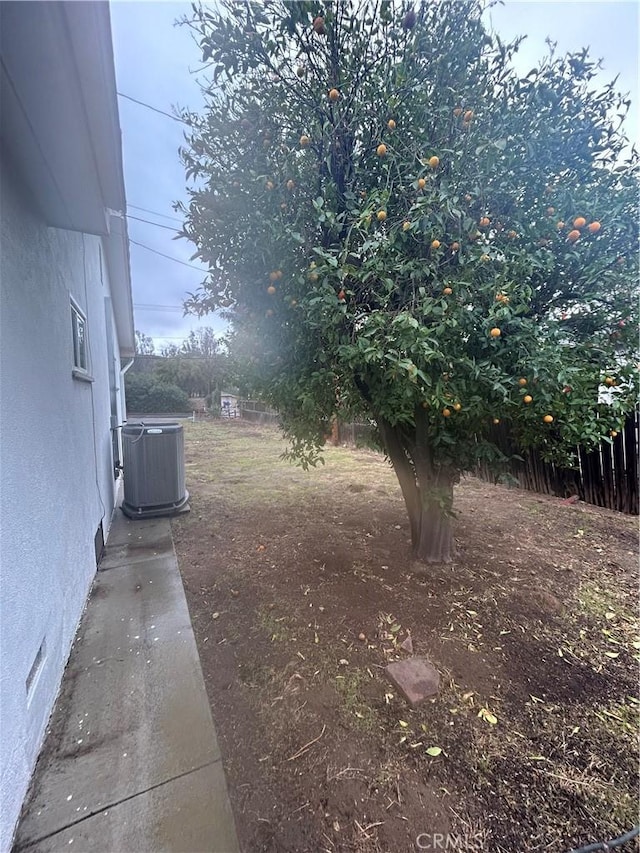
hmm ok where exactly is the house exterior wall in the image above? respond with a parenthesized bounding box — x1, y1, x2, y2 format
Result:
(0, 158, 123, 851)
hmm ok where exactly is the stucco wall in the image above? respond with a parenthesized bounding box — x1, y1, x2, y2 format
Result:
(0, 158, 122, 851)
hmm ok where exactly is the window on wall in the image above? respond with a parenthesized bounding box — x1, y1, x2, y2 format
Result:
(70, 299, 88, 374)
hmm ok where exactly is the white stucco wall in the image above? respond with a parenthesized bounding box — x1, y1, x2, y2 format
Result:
(0, 158, 123, 851)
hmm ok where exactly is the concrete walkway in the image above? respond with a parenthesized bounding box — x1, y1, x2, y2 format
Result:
(13, 512, 239, 853)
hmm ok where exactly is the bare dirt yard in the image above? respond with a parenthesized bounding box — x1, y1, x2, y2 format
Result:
(172, 420, 639, 853)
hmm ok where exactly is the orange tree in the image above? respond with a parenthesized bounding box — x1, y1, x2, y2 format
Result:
(179, 0, 638, 563)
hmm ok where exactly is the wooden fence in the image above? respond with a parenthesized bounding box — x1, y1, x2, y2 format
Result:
(475, 410, 639, 515)
(240, 403, 639, 515)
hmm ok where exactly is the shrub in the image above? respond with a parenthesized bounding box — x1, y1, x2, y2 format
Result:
(125, 373, 190, 413)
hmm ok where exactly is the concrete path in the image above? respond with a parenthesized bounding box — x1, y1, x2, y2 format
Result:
(13, 512, 239, 853)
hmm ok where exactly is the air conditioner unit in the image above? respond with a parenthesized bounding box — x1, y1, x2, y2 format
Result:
(121, 422, 190, 518)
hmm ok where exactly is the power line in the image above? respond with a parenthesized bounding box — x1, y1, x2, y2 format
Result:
(129, 238, 206, 271)
(128, 204, 183, 224)
(134, 304, 185, 312)
(117, 91, 191, 125)
(126, 213, 180, 232)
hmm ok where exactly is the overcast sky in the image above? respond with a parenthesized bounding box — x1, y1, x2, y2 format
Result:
(110, 0, 638, 351)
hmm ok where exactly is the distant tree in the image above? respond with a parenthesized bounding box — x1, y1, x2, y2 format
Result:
(179, 0, 638, 565)
(155, 327, 228, 400)
(134, 330, 155, 355)
(124, 373, 190, 413)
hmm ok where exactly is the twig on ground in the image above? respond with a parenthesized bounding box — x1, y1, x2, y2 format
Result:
(287, 724, 327, 761)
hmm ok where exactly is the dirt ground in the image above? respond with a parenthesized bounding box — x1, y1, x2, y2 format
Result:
(172, 420, 639, 853)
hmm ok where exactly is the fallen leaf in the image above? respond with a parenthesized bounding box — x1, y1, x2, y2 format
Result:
(604, 651, 620, 658)
(478, 708, 498, 725)
(398, 720, 409, 728)
(426, 746, 442, 756)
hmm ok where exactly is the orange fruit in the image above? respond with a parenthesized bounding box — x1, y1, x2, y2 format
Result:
(543, 414, 554, 423)
(451, 242, 460, 251)
(493, 418, 500, 424)
(557, 221, 565, 229)
(453, 107, 463, 117)
(518, 378, 527, 386)
(507, 230, 517, 239)
(453, 402, 462, 411)
(464, 110, 474, 122)
(286, 179, 295, 191)
(337, 289, 345, 300)
(377, 210, 387, 222)
(442, 407, 451, 417)
(328, 88, 339, 101)
(313, 15, 326, 33)
(300, 134, 310, 147)
(275, 270, 283, 279)
(388, 119, 396, 130)
(418, 178, 426, 189)
(573, 216, 586, 228)
(267, 285, 276, 295)
(481, 254, 490, 262)
(479, 216, 490, 227)
(610, 430, 618, 438)
(604, 376, 615, 386)
(266, 181, 274, 190)
(490, 327, 501, 338)
(269, 271, 278, 282)
(431, 239, 441, 249)
(547, 207, 555, 215)
(567, 229, 580, 243)
(376, 143, 387, 157)
(588, 221, 601, 233)
(429, 156, 440, 168)
(523, 395, 533, 404)
(402, 220, 411, 231)
(443, 286, 453, 295)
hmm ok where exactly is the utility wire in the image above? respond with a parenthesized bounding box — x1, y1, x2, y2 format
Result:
(117, 91, 190, 125)
(128, 204, 183, 224)
(129, 238, 206, 272)
(126, 213, 180, 232)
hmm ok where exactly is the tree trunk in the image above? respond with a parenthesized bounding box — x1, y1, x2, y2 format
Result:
(378, 417, 456, 564)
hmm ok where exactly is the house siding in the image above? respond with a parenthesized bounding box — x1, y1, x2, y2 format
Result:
(0, 157, 123, 851)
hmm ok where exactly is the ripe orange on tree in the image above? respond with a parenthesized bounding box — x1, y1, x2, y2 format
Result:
(518, 378, 527, 386)
(453, 107, 463, 117)
(377, 210, 387, 221)
(479, 216, 490, 227)
(376, 143, 387, 157)
(431, 239, 441, 249)
(418, 177, 426, 189)
(588, 221, 601, 233)
(453, 403, 462, 411)
(286, 179, 295, 191)
(300, 134, 310, 147)
(402, 220, 411, 231)
(443, 286, 453, 295)
(387, 119, 396, 130)
(442, 407, 451, 417)
(428, 156, 439, 168)
(490, 327, 501, 338)
(464, 109, 474, 122)
(312, 15, 326, 34)
(451, 241, 460, 251)
(567, 229, 580, 243)
(543, 414, 554, 423)
(269, 271, 278, 282)
(557, 220, 565, 229)
(573, 216, 586, 228)
(328, 88, 340, 101)
(523, 394, 533, 404)
(267, 285, 276, 295)
(337, 289, 345, 300)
